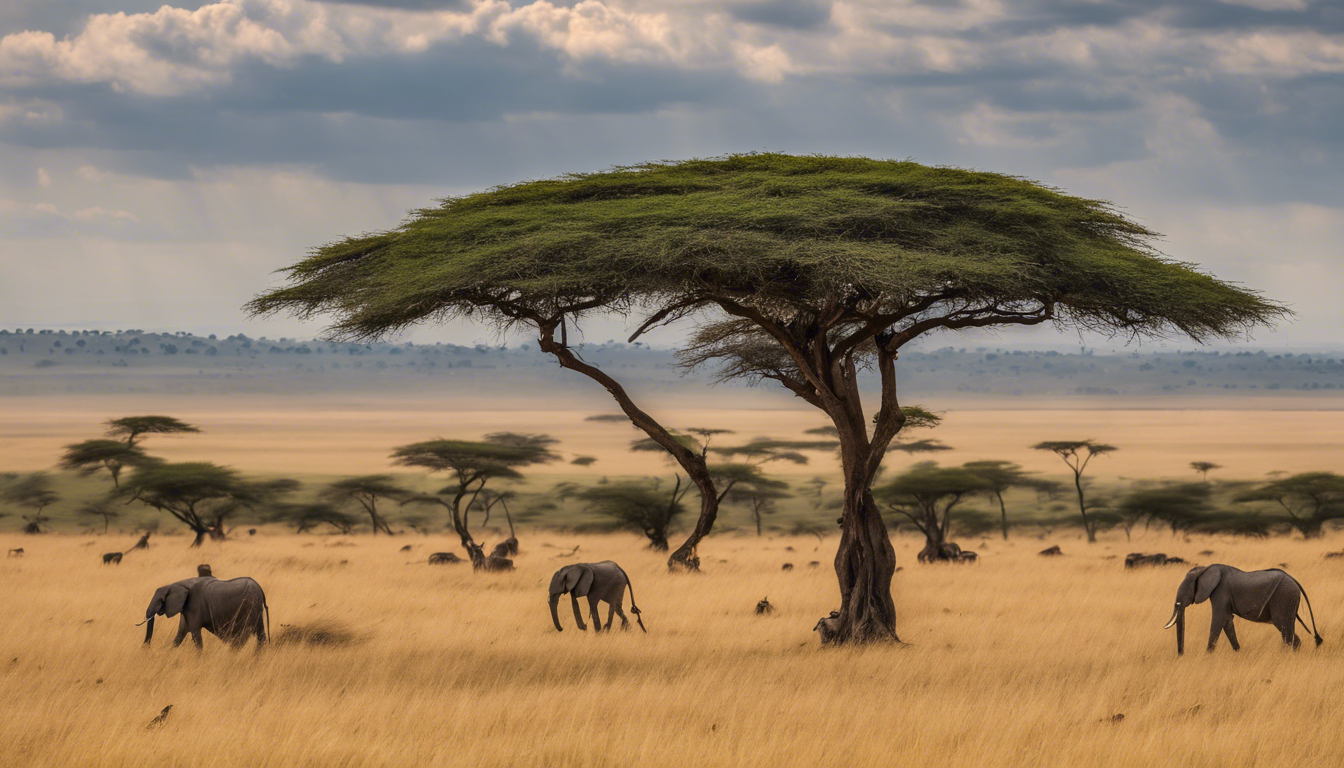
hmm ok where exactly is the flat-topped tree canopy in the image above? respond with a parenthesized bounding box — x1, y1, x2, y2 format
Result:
(248, 153, 1283, 344)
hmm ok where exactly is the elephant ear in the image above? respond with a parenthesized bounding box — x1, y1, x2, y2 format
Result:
(572, 566, 595, 598)
(550, 568, 572, 596)
(1194, 567, 1222, 604)
(164, 584, 189, 617)
(146, 586, 170, 618)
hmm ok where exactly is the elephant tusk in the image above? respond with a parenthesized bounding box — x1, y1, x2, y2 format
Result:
(1164, 609, 1179, 630)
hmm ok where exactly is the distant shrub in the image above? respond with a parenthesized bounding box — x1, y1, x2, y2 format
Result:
(274, 618, 363, 647)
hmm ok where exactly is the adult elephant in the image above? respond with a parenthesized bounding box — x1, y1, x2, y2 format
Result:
(1164, 564, 1322, 655)
(143, 576, 270, 649)
(548, 561, 646, 633)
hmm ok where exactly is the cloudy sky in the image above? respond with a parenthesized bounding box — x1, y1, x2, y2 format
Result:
(2, 0, 1340, 349)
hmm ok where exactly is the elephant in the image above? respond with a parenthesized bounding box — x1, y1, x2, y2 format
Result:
(102, 552, 123, 565)
(1164, 564, 1322, 655)
(143, 576, 269, 650)
(548, 561, 646, 633)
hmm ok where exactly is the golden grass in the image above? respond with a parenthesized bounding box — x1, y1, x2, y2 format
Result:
(3, 395, 1343, 480)
(3, 529, 1343, 767)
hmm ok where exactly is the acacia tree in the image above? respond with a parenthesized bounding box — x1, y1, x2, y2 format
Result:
(723, 475, 791, 536)
(1032, 440, 1117, 543)
(580, 480, 687, 550)
(60, 440, 147, 489)
(962, 460, 1049, 540)
(119, 462, 295, 546)
(249, 154, 1284, 644)
(1190, 461, 1222, 483)
(1235, 472, 1344, 538)
(104, 416, 200, 447)
(3, 473, 59, 533)
(875, 463, 990, 561)
(393, 433, 556, 561)
(78, 498, 122, 534)
(1117, 483, 1213, 535)
(319, 475, 412, 535)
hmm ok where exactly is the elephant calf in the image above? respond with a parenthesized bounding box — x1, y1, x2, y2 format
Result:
(143, 576, 270, 650)
(1165, 564, 1322, 654)
(549, 561, 646, 633)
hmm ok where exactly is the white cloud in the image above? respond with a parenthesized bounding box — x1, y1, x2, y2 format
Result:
(36, 167, 51, 186)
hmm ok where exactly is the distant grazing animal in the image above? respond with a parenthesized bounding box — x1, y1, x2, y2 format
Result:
(143, 576, 269, 649)
(1324, 551, 1344, 560)
(813, 611, 842, 643)
(197, 564, 213, 577)
(808, 561, 820, 568)
(1126, 553, 1186, 569)
(956, 551, 979, 564)
(755, 597, 774, 615)
(1039, 545, 1063, 557)
(781, 563, 794, 571)
(399, 545, 412, 552)
(248, 529, 257, 536)
(131, 533, 151, 550)
(467, 542, 513, 572)
(1165, 564, 1321, 655)
(548, 561, 645, 633)
(499, 536, 519, 556)
(428, 552, 462, 565)
(102, 552, 123, 565)
(8, 548, 23, 557)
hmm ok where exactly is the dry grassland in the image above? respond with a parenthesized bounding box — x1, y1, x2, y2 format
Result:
(3, 530, 1344, 767)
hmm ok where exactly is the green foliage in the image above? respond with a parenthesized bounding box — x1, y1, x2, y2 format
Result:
(118, 462, 295, 543)
(104, 415, 200, 446)
(320, 475, 413, 535)
(59, 439, 148, 488)
(876, 462, 991, 538)
(1116, 482, 1214, 534)
(391, 435, 558, 482)
(249, 154, 1285, 345)
(1235, 472, 1344, 537)
(570, 456, 597, 466)
(579, 480, 686, 550)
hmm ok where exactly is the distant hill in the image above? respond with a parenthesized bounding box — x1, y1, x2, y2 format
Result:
(1, 328, 1341, 400)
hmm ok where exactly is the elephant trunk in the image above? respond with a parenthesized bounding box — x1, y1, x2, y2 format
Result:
(1164, 604, 1186, 655)
(143, 615, 155, 645)
(549, 594, 563, 632)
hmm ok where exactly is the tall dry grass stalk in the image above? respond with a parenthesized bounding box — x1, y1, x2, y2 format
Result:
(2, 530, 1342, 766)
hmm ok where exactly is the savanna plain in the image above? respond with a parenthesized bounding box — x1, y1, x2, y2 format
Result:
(3, 397, 1344, 767)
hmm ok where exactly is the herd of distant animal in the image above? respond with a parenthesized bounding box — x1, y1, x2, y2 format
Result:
(4, 532, 1325, 654)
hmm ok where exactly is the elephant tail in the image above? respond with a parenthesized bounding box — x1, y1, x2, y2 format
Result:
(1294, 579, 1322, 647)
(615, 564, 647, 633)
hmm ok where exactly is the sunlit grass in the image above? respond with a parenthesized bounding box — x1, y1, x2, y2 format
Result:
(2, 529, 1342, 766)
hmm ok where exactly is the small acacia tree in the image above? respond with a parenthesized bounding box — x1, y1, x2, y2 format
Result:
(1235, 472, 1344, 538)
(723, 475, 791, 536)
(320, 475, 412, 535)
(78, 498, 122, 534)
(119, 462, 295, 546)
(250, 154, 1284, 644)
(962, 460, 1049, 540)
(60, 440, 147, 489)
(876, 463, 990, 561)
(1118, 483, 1214, 535)
(1190, 461, 1222, 483)
(3, 473, 59, 533)
(1032, 440, 1117, 543)
(105, 416, 200, 447)
(393, 433, 556, 561)
(580, 480, 687, 550)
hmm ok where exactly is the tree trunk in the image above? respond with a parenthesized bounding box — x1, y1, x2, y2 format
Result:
(827, 482, 899, 644)
(995, 491, 1009, 540)
(1073, 473, 1096, 543)
(1299, 520, 1324, 539)
(917, 521, 960, 563)
(190, 529, 207, 548)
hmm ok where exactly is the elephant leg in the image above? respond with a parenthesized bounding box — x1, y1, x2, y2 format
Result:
(613, 604, 630, 631)
(255, 617, 267, 648)
(191, 628, 204, 650)
(588, 596, 603, 633)
(1207, 606, 1229, 652)
(1223, 618, 1240, 652)
(571, 595, 587, 631)
(172, 616, 189, 648)
(604, 602, 615, 631)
